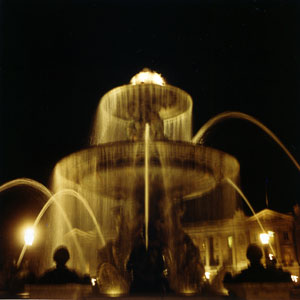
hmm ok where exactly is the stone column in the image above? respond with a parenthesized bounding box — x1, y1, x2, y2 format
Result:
(275, 231, 282, 263)
(219, 236, 223, 266)
(205, 237, 210, 267)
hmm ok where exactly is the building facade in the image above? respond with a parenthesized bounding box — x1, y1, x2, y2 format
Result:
(184, 208, 300, 279)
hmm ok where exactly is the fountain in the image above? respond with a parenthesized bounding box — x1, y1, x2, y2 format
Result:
(42, 69, 240, 294)
(1, 69, 298, 297)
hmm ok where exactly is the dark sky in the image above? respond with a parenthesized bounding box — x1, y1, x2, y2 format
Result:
(1, 0, 300, 245)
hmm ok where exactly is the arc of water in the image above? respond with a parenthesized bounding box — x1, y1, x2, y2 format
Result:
(0, 178, 52, 196)
(57, 189, 105, 246)
(145, 123, 150, 250)
(16, 191, 85, 270)
(226, 177, 275, 256)
(0, 178, 85, 270)
(192, 111, 300, 172)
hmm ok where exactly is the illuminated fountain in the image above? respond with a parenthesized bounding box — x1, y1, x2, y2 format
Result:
(2, 69, 299, 295)
(43, 69, 240, 294)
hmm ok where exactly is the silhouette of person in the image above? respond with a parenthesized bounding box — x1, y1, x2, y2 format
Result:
(39, 246, 81, 284)
(265, 256, 291, 282)
(224, 243, 291, 283)
(233, 243, 266, 282)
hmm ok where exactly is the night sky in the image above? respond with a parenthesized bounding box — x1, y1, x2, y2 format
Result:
(1, 0, 300, 257)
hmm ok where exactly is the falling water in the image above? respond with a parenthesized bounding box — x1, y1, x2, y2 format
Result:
(17, 190, 85, 270)
(17, 188, 106, 270)
(57, 189, 105, 246)
(0, 179, 85, 270)
(226, 177, 275, 255)
(192, 111, 300, 171)
(0, 178, 52, 197)
(145, 123, 150, 250)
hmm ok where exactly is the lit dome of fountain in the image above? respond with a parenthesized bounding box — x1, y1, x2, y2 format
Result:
(46, 69, 240, 293)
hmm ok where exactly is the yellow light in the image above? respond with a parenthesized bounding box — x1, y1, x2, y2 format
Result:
(91, 278, 97, 286)
(291, 275, 298, 283)
(130, 69, 165, 86)
(106, 289, 123, 297)
(24, 227, 35, 246)
(180, 289, 197, 295)
(260, 233, 269, 245)
(268, 231, 274, 237)
(269, 253, 274, 260)
(205, 271, 210, 280)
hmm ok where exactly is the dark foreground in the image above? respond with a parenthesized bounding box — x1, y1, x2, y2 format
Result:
(0, 283, 300, 300)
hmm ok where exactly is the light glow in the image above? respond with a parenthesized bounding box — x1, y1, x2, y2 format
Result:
(91, 278, 97, 286)
(180, 289, 197, 295)
(24, 227, 35, 246)
(291, 275, 298, 283)
(130, 69, 165, 85)
(205, 271, 210, 280)
(269, 253, 274, 260)
(260, 233, 270, 245)
(106, 289, 124, 297)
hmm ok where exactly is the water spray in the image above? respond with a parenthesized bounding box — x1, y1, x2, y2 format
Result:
(193, 111, 300, 172)
(145, 123, 150, 250)
(226, 177, 276, 256)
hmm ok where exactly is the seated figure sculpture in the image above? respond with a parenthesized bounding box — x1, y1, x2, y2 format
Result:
(39, 246, 83, 284)
(126, 224, 169, 294)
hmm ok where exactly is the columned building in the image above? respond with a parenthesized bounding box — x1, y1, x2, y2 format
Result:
(183, 207, 300, 279)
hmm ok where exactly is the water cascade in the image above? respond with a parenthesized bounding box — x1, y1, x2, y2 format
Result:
(144, 123, 150, 250)
(47, 70, 240, 293)
(3, 70, 296, 294)
(0, 179, 85, 272)
(17, 190, 86, 271)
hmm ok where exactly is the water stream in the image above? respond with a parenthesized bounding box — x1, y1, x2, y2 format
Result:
(0, 179, 85, 269)
(226, 177, 275, 256)
(145, 123, 150, 250)
(192, 111, 300, 171)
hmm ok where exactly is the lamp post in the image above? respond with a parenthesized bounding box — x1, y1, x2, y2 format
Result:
(260, 233, 271, 267)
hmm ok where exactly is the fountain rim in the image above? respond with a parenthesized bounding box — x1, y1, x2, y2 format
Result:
(98, 83, 193, 121)
(54, 140, 240, 174)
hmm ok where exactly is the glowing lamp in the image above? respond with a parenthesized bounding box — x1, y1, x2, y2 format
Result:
(91, 278, 97, 286)
(205, 271, 210, 280)
(24, 227, 35, 246)
(130, 69, 165, 86)
(291, 275, 298, 283)
(260, 233, 269, 245)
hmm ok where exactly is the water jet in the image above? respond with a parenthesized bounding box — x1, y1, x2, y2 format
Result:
(1, 70, 298, 296)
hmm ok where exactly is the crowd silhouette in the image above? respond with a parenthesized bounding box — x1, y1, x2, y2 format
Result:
(0, 240, 294, 296)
